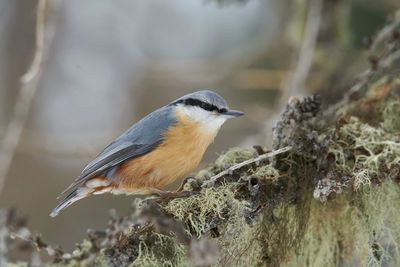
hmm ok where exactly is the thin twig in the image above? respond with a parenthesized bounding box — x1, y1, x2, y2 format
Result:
(20, 0, 46, 83)
(369, 13, 400, 52)
(280, 0, 323, 104)
(9, 232, 57, 257)
(327, 51, 400, 115)
(202, 146, 292, 187)
(0, 0, 47, 195)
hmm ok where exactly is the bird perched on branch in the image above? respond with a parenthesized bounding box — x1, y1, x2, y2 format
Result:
(50, 90, 243, 217)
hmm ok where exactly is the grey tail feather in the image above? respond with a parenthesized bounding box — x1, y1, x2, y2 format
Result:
(50, 189, 79, 217)
(57, 180, 86, 199)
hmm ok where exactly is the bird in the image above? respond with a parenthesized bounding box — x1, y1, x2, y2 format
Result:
(50, 90, 243, 217)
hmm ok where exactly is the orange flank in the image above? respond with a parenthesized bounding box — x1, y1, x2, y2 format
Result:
(114, 106, 219, 194)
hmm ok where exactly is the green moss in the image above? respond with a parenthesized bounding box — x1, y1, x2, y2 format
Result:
(71, 239, 92, 259)
(327, 116, 400, 189)
(195, 169, 214, 179)
(214, 216, 263, 266)
(164, 185, 242, 237)
(381, 97, 400, 135)
(253, 163, 280, 180)
(53, 239, 93, 267)
(129, 233, 187, 267)
(93, 253, 108, 267)
(290, 180, 400, 266)
(214, 148, 254, 171)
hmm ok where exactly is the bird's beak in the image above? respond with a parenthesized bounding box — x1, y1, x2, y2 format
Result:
(221, 109, 244, 118)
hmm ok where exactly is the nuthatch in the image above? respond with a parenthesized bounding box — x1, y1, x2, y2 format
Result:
(50, 90, 243, 217)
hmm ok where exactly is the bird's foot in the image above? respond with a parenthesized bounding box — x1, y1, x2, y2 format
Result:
(174, 176, 194, 193)
(141, 177, 198, 206)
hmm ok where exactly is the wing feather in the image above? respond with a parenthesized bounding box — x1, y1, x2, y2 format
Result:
(59, 105, 176, 195)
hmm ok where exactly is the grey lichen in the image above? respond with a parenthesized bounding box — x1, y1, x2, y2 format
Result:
(214, 147, 255, 170)
(128, 232, 187, 267)
(381, 94, 400, 135)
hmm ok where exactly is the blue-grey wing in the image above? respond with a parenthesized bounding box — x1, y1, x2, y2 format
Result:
(59, 105, 177, 195)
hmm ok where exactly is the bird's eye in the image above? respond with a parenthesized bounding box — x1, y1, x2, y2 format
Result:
(202, 103, 215, 112)
(202, 103, 210, 110)
(219, 108, 227, 113)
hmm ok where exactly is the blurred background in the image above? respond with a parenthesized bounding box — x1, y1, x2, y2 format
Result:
(0, 0, 399, 259)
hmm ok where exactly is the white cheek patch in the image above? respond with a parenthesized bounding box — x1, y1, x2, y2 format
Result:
(179, 105, 227, 131)
(206, 116, 227, 131)
(85, 179, 111, 188)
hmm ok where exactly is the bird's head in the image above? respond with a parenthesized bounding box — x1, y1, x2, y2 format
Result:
(170, 90, 244, 131)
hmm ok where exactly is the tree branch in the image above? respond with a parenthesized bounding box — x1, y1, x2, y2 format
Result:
(0, 0, 49, 196)
(279, 0, 323, 105)
(202, 145, 292, 187)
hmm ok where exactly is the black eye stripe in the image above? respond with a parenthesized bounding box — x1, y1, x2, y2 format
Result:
(173, 98, 226, 113)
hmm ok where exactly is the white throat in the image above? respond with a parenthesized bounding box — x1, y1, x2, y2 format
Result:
(178, 105, 227, 131)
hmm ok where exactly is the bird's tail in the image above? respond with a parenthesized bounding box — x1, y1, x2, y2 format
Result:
(50, 188, 88, 217)
(50, 177, 114, 217)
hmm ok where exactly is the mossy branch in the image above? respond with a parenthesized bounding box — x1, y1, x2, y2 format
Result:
(202, 145, 292, 188)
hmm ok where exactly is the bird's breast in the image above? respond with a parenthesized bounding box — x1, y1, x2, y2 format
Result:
(115, 107, 219, 192)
